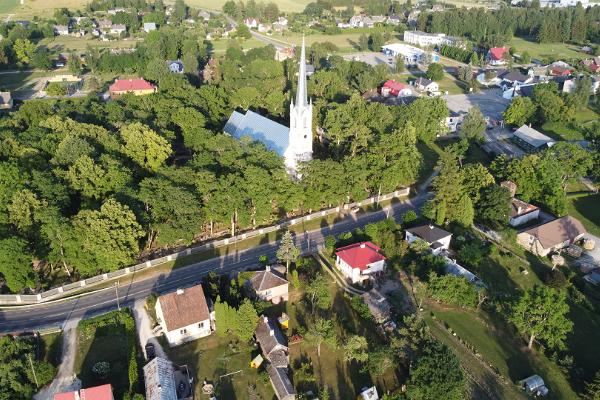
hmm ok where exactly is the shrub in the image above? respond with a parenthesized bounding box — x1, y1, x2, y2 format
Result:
(46, 82, 68, 96)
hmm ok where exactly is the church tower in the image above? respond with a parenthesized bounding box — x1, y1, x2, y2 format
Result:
(285, 37, 313, 173)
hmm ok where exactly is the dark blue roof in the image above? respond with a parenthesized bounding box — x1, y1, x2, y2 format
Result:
(223, 110, 290, 156)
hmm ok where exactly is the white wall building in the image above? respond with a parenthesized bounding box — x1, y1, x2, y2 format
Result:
(382, 43, 440, 65)
(155, 284, 215, 346)
(405, 224, 452, 255)
(403, 30, 460, 48)
(335, 242, 386, 284)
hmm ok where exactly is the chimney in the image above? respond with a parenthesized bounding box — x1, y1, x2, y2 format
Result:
(266, 265, 271, 272)
(517, 206, 523, 214)
(176, 288, 184, 295)
(429, 224, 434, 230)
(263, 316, 268, 323)
(269, 329, 275, 336)
(360, 243, 366, 249)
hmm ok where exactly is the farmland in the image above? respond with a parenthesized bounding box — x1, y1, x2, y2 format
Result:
(509, 37, 585, 62)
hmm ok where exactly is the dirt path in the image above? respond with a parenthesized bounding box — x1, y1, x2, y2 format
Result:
(132, 299, 167, 360)
(34, 318, 82, 400)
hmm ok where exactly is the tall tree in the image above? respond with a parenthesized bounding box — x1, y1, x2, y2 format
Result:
(0, 238, 34, 293)
(276, 231, 300, 271)
(503, 96, 536, 126)
(343, 335, 369, 363)
(305, 317, 337, 357)
(120, 123, 172, 171)
(460, 106, 486, 142)
(510, 285, 573, 349)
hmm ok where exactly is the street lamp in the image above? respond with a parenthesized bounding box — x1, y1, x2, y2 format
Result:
(115, 281, 121, 311)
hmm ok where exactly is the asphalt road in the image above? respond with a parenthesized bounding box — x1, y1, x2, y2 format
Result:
(0, 193, 430, 334)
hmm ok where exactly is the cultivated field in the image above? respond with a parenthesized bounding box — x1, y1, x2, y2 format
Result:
(510, 37, 585, 62)
(183, 0, 312, 12)
(1, 0, 90, 19)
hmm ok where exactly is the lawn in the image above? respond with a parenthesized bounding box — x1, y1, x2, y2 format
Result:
(164, 334, 275, 399)
(567, 193, 600, 237)
(509, 37, 585, 63)
(540, 106, 599, 141)
(0, 0, 19, 14)
(0, 70, 46, 91)
(0, 0, 89, 18)
(209, 37, 267, 53)
(282, 31, 372, 53)
(40, 331, 63, 367)
(415, 140, 441, 189)
(74, 310, 141, 400)
(38, 36, 139, 53)
(424, 306, 578, 400)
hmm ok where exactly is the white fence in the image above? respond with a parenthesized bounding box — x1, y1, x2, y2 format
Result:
(0, 188, 410, 305)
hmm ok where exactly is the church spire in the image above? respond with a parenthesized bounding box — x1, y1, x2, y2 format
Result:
(295, 36, 308, 108)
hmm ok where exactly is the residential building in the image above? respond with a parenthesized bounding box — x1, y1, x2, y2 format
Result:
(54, 384, 114, 400)
(224, 38, 312, 175)
(549, 66, 572, 77)
(143, 22, 157, 32)
(386, 14, 402, 25)
(405, 224, 452, 254)
(499, 70, 533, 88)
(143, 357, 177, 400)
(98, 19, 113, 30)
(381, 43, 440, 65)
(248, 265, 289, 304)
(446, 110, 467, 133)
(477, 68, 507, 86)
(413, 77, 439, 93)
(509, 198, 539, 227)
(255, 316, 295, 399)
(517, 216, 587, 256)
(155, 284, 215, 346)
(109, 78, 157, 98)
(445, 257, 484, 285)
(110, 24, 127, 35)
(381, 80, 415, 97)
(403, 30, 460, 47)
(198, 10, 211, 20)
(581, 58, 600, 73)
(487, 47, 510, 66)
(275, 47, 295, 61)
(166, 60, 184, 74)
(54, 25, 70, 36)
(244, 17, 259, 28)
(359, 386, 379, 400)
(0, 92, 13, 109)
(334, 242, 386, 284)
(511, 124, 555, 152)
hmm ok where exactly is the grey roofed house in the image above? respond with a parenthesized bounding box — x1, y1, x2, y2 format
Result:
(143, 357, 177, 400)
(415, 77, 433, 87)
(250, 268, 288, 292)
(405, 224, 451, 244)
(512, 124, 555, 151)
(519, 84, 536, 98)
(224, 110, 290, 156)
(267, 363, 296, 400)
(167, 60, 184, 73)
(498, 70, 529, 83)
(255, 315, 289, 368)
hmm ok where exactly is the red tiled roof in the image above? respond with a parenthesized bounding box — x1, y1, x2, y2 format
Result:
(54, 392, 78, 400)
(109, 78, 155, 93)
(550, 67, 571, 76)
(80, 384, 113, 400)
(382, 80, 410, 96)
(488, 47, 508, 61)
(335, 242, 386, 271)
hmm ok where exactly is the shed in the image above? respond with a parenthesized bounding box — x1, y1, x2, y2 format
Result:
(512, 125, 555, 152)
(521, 375, 549, 396)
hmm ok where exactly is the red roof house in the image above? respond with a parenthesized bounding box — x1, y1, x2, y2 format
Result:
(487, 47, 509, 65)
(381, 80, 413, 97)
(54, 384, 114, 400)
(549, 67, 572, 77)
(335, 242, 386, 284)
(109, 78, 156, 98)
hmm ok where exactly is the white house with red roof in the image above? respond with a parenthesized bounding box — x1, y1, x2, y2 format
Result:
(54, 384, 114, 400)
(334, 242, 386, 284)
(381, 80, 415, 98)
(486, 47, 510, 66)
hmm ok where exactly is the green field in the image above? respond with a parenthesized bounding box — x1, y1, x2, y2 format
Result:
(39, 35, 139, 53)
(0, 0, 90, 18)
(540, 107, 599, 141)
(183, 0, 312, 12)
(567, 193, 600, 236)
(0, 0, 20, 14)
(509, 37, 585, 62)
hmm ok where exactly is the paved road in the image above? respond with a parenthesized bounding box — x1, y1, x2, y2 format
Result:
(0, 194, 430, 334)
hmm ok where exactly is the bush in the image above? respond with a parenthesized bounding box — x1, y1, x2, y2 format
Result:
(46, 82, 67, 96)
(543, 268, 567, 288)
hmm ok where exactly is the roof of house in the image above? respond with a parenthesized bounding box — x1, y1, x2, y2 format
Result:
(54, 25, 69, 31)
(79, 384, 113, 400)
(109, 78, 155, 93)
(157, 284, 210, 331)
(510, 198, 538, 218)
(406, 224, 452, 244)
(513, 125, 554, 148)
(143, 22, 156, 30)
(499, 70, 529, 82)
(54, 392, 78, 400)
(255, 316, 287, 357)
(519, 84, 536, 98)
(523, 216, 587, 249)
(335, 242, 386, 270)
(415, 77, 434, 87)
(266, 364, 296, 399)
(250, 268, 288, 292)
(223, 110, 289, 156)
(143, 357, 177, 400)
(111, 24, 126, 30)
(488, 47, 509, 61)
(383, 80, 410, 92)
(550, 66, 571, 76)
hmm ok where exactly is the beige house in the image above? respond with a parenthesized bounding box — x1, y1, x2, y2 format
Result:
(0, 92, 13, 109)
(155, 284, 215, 346)
(249, 266, 289, 304)
(517, 216, 587, 256)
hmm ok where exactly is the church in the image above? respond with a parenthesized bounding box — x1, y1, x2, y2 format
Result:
(223, 39, 313, 174)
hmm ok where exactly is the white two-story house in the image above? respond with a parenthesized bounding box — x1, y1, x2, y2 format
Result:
(155, 284, 215, 346)
(335, 242, 386, 284)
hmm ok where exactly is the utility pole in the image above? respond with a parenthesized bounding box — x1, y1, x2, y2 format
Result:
(115, 282, 121, 311)
(27, 353, 39, 388)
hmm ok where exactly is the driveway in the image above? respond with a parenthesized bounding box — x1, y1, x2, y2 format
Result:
(578, 234, 600, 269)
(132, 299, 167, 360)
(444, 89, 510, 121)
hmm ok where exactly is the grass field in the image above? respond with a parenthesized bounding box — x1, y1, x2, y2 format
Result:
(0, 70, 46, 91)
(0, 0, 89, 18)
(0, 0, 20, 14)
(509, 37, 585, 62)
(567, 193, 600, 237)
(182, 0, 312, 12)
(39, 35, 139, 53)
(540, 106, 599, 141)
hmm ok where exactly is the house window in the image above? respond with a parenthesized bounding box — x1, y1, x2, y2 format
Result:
(180, 328, 187, 334)
(198, 322, 204, 329)
(265, 290, 272, 296)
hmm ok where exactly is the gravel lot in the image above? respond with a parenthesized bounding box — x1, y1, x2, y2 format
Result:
(444, 89, 511, 121)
